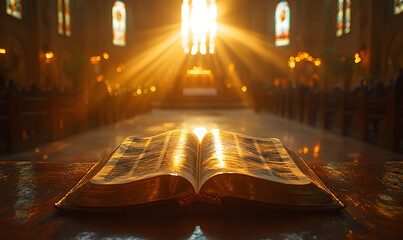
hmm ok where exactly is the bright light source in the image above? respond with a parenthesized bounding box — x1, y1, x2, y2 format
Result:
(187, 66, 212, 75)
(314, 144, 320, 153)
(45, 51, 54, 59)
(136, 88, 142, 95)
(45, 51, 54, 63)
(182, 0, 217, 55)
(0, 48, 5, 54)
(241, 85, 247, 92)
(354, 52, 361, 64)
(193, 127, 208, 143)
(288, 60, 295, 69)
(150, 86, 157, 92)
(90, 56, 99, 64)
(103, 52, 109, 59)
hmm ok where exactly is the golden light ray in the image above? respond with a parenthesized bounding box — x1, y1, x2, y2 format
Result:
(212, 129, 225, 168)
(109, 2, 291, 104)
(116, 23, 186, 88)
(217, 23, 289, 72)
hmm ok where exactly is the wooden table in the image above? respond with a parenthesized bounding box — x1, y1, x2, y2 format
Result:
(0, 161, 401, 239)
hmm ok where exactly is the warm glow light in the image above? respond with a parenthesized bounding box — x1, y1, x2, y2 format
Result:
(289, 60, 295, 69)
(314, 144, 320, 153)
(116, 66, 122, 72)
(136, 88, 142, 95)
(182, 0, 217, 55)
(96, 56, 101, 61)
(45, 51, 54, 59)
(228, 63, 235, 72)
(354, 53, 361, 64)
(96, 75, 104, 82)
(295, 57, 301, 62)
(212, 129, 225, 168)
(303, 147, 309, 154)
(0, 48, 5, 54)
(314, 59, 321, 66)
(45, 51, 54, 63)
(193, 127, 208, 143)
(150, 86, 156, 92)
(90, 56, 99, 64)
(187, 66, 212, 75)
(103, 52, 109, 59)
(173, 131, 187, 168)
(241, 85, 247, 92)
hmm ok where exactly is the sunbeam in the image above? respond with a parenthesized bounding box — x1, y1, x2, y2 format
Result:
(106, 2, 292, 104)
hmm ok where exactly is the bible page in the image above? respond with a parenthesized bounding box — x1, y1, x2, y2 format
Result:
(199, 130, 311, 188)
(91, 130, 200, 190)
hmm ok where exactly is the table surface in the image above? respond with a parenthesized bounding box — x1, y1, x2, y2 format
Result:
(0, 160, 402, 239)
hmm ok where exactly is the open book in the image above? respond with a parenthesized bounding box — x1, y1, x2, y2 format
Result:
(56, 130, 344, 209)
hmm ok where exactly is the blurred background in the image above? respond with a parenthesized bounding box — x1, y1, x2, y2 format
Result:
(0, 0, 402, 154)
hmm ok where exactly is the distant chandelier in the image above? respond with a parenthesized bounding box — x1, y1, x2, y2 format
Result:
(181, 0, 217, 55)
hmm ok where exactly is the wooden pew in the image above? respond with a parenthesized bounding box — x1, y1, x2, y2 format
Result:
(316, 91, 339, 130)
(377, 87, 403, 152)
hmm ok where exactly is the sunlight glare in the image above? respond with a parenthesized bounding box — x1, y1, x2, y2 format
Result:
(212, 129, 225, 168)
(182, 0, 216, 55)
(193, 127, 208, 143)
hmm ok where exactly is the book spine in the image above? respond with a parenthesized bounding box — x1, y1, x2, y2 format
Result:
(178, 193, 222, 206)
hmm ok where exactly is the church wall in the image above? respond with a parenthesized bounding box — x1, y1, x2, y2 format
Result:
(0, 0, 400, 94)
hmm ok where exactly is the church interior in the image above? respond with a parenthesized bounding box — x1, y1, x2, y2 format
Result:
(0, 0, 402, 239)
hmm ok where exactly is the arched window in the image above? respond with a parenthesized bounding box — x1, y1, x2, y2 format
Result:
(275, 1, 290, 47)
(6, 0, 22, 19)
(181, 0, 217, 55)
(394, 0, 403, 15)
(57, 0, 71, 37)
(336, 0, 351, 37)
(344, 0, 351, 33)
(112, 1, 126, 46)
(65, 0, 71, 36)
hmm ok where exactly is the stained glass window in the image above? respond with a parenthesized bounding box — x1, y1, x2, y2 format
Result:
(64, 0, 71, 36)
(181, 0, 217, 55)
(344, 0, 351, 34)
(336, 0, 344, 37)
(112, 1, 126, 46)
(394, 0, 403, 15)
(57, 0, 64, 34)
(6, 0, 22, 19)
(57, 0, 71, 36)
(275, 1, 290, 47)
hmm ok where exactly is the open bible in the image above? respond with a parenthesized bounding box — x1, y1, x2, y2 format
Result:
(56, 129, 344, 210)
